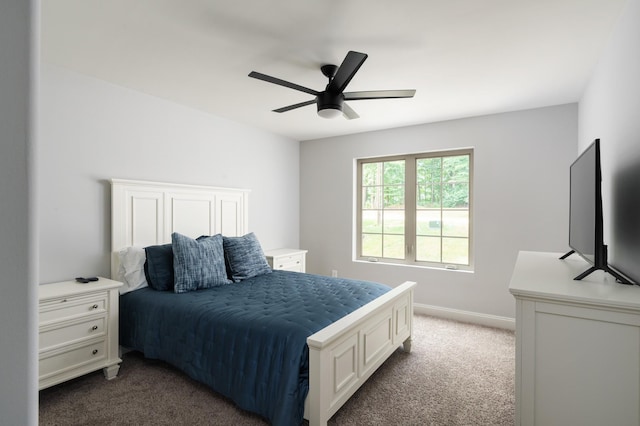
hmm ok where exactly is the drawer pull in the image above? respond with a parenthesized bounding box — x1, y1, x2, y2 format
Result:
(91, 304, 99, 310)
(91, 325, 98, 331)
(61, 299, 67, 303)
(92, 349, 98, 355)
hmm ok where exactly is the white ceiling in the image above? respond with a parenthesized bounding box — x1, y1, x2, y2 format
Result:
(41, 0, 626, 141)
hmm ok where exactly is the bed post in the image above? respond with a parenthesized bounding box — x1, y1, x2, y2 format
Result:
(308, 345, 330, 426)
(403, 336, 412, 353)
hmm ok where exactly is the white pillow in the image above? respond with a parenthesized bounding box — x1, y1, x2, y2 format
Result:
(117, 246, 148, 294)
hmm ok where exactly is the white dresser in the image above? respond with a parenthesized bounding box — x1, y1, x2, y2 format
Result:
(39, 277, 122, 390)
(264, 248, 307, 273)
(509, 251, 640, 426)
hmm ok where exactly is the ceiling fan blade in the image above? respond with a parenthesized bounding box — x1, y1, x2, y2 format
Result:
(249, 71, 319, 96)
(327, 51, 368, 93)
(273, 99, 317, 113)
(344, 89, 416, 101)
(342, 102, 360, 120)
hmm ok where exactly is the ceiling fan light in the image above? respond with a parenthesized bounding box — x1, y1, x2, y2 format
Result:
(317, 106, 343, 119)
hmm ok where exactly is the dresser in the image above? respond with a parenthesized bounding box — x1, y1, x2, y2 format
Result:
(509, 251, 640, 426)
(38, 277, 122, 390)
(264, 248, 307, 273)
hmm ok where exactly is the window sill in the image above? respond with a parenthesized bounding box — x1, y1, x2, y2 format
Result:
(353, 258, 474, 273)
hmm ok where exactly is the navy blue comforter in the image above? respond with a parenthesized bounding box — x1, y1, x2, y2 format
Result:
(119, 270, 390, 425)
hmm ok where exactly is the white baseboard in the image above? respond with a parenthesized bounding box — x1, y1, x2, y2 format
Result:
(414, 303, 515, 331)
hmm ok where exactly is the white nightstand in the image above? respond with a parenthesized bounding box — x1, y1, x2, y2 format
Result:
(38, 277, 122, 390)
(264, 248, 307, 273)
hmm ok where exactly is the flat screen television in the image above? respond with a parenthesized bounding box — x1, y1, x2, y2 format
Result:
(560, 139, 633, 284)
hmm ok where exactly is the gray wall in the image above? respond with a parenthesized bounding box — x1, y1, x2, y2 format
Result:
(0, 0, 38, 423)
(38, 65, 301, 283)
(579, 0, 640, 283)
(300, 104, 577, 319)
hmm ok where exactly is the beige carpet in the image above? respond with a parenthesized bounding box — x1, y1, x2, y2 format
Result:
(39, 315, 515, 425)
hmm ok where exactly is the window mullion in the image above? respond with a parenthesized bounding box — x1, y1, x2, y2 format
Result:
(405, 156, 417, 262)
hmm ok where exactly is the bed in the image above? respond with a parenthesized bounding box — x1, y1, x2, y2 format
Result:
(111, 179, 415, 425)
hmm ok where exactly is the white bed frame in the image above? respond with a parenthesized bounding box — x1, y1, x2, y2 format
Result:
(111, 179, 415, 426)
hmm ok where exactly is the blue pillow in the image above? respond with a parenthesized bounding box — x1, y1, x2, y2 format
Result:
(223, 232, 272, 282)
(172, 232, 230, 293)
(144, 243, 174, 291)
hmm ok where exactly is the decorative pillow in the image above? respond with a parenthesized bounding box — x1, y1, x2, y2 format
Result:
(223, 232, 272, 282)
(144, 243, 174, 291)
(172, 232, 230, 293)
(116, 246, 148, 295)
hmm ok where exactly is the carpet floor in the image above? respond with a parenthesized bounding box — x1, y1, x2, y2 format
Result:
(39, 315, 515, 425)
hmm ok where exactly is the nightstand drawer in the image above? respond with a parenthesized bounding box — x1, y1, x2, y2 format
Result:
(265, 249, 307, 273)
(40, 316, 106, 352)
(275, 254, 304, 270)
(40, 293, 107, 324)
(39, 340, 107, 379)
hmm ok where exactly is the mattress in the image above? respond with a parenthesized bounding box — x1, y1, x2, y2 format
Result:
(119, 270, 390, 425)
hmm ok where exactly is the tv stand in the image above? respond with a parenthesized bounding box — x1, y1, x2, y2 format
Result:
(558, 249, 575, 259)
(510, 251, 640, 425)
(559, 249, 634, 284)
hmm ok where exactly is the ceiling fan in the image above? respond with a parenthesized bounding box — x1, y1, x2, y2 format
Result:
(249, 51, 416, 119)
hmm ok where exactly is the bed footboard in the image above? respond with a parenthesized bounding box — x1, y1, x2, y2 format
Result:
(305, 280, 416, 426)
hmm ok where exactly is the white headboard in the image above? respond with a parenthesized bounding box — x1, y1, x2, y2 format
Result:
(111, 179, 250, 278)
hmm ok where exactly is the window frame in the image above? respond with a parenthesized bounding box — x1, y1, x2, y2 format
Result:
(355, 148, 474, 271)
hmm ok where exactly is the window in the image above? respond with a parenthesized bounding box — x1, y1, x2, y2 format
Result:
(356, 149, 473, 269)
